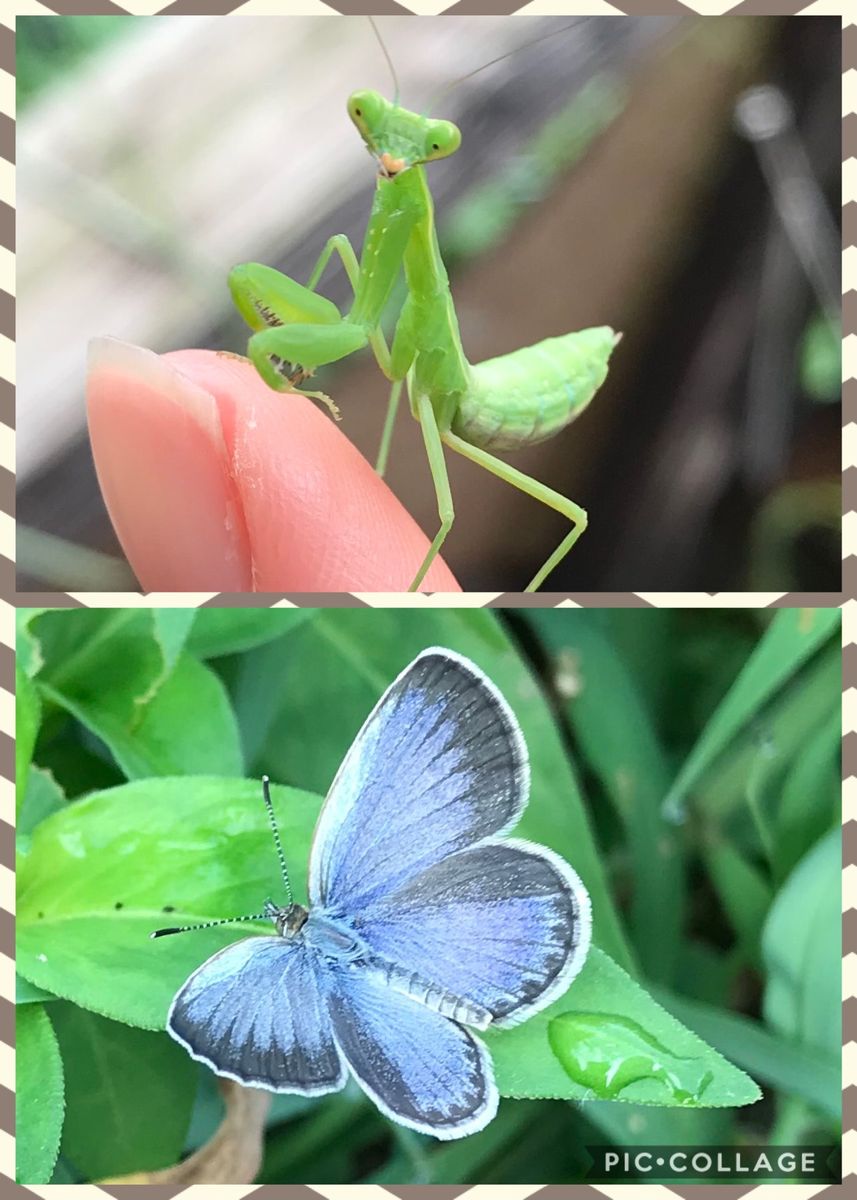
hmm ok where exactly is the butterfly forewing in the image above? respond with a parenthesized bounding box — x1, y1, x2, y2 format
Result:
(309, 648, 529, 911)
(167, 936, 345, 1094)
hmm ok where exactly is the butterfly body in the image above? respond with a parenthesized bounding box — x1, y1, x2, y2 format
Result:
(162, 648, 592, 1139)
(267, 896, 494, 1028)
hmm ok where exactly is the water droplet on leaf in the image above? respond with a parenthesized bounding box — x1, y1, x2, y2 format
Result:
(548, 1012, 713, 1105)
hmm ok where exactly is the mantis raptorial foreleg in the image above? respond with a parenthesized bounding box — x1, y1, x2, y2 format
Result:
(303, 234, 406, 473)
(306, 234, 362, 292)
(443, 430, 588, 592)
(304, 234, 394, 381)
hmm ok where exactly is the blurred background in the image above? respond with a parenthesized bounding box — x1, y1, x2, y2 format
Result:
(17, 606, 841, 1182)
(16, 15, 841, 592)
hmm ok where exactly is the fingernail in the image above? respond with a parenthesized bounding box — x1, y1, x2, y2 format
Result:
(86, 338, 252, 590)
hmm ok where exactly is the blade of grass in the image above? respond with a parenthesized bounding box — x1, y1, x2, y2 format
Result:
(663, 609, 839, 820)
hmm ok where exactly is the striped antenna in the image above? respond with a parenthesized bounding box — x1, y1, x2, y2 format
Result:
(151, 778, 292, 939)
(150, 909, 271, 939)
(262, 775, 293, 904)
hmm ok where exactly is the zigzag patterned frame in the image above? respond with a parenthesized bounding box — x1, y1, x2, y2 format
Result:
(1, 2, 852, 1198)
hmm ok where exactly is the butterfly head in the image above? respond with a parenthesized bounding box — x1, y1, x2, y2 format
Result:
(265, 899, 309, 940)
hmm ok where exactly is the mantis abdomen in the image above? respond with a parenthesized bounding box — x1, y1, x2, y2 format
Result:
(454, 326, 618, 453)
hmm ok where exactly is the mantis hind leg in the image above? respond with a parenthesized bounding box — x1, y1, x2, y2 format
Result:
(376, 379, 403, 477)
(376, 299, 418, 476)
(409, 392, 454, 593)
(442, 430, 588, 592)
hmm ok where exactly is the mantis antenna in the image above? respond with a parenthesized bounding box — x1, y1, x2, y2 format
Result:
(424, 19, 587, 116)
(368, 16, 400, 107)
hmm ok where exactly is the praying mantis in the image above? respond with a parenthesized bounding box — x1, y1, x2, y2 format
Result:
(228, 41, 618, 592)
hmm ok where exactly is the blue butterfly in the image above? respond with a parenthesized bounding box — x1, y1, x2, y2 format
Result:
(157, 648, 591, 1140)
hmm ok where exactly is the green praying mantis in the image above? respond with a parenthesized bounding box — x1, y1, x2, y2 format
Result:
(228, 37, 619, 592)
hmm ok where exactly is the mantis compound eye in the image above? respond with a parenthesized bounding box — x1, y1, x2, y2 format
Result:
(422, 120, 461, 162)
(347, 90, 386, 146)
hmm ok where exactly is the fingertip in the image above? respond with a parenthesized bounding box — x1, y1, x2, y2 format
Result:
(87, 343, 460, 593)
(186, 351, 460, 592)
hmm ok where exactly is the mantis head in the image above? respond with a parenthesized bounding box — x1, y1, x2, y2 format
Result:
(347, 90, 461, 179)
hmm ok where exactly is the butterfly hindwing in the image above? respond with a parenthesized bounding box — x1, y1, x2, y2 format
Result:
(353, 838, 591, 1027)
(327, 962, 498, 1139)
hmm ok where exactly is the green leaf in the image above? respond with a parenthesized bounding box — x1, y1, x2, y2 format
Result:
(382, 1101, 543, 1185)
(51, 1001, 197, 1179)
(527, 610, 682, 984)
(16, 607, 48, 676)
(17, 776, 320, 1029)
(187, 608, 314, 658)
(229, 608, 632, 971)
(153, 610, 197, 671)
(651, 986, 840, 1122)
(663, 609, 840, 818)
(16, 1004, 64, 1183)
(487, 948, 760, 1109)
(41, 653, 243, 780)
(684, 639, 841, 824)
(18, 766, 66, 836)
(16, 663, 41, 816)
(32, 610, 167, 714)
(17, 974, 57, 1004)
(775, 709, 839, 880)
(762, 827, 840, 1056)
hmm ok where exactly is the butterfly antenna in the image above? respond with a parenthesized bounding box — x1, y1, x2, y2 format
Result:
(151, 911, 270, 939)
(262, 775, 293, 904)
(424, 19, 585, 117)
(369, 16, 400, 106)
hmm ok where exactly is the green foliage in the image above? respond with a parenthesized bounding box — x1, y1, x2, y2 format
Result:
(18, 766, 66, 837)
(16, 664, 41, 816)
(51, 1003, 197, 1179)
(15, 607, 841, 1184)
(16, 1005, 64, 1183)
(525, 611, 681, 984)
(18, 778, 319, 1030)
(762, 828, 840, 1056)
